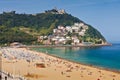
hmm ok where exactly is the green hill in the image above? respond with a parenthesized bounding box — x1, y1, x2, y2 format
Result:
(0, 9, 106, 45)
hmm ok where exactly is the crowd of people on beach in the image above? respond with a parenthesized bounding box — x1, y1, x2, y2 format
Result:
(0, 47, 119, 80)
(0, 47, 44, 80)
(0, 47, 44, 62)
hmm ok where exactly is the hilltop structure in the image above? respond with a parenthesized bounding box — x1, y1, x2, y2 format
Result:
(45, 7, 66, 14)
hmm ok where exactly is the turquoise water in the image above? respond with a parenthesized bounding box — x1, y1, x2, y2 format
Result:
(32, 43, 120, 71)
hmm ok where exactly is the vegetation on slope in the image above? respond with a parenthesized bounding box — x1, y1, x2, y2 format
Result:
(0, 10, 106, 45)
(0, 26, 37, 45)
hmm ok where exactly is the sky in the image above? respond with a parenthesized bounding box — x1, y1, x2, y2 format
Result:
(0, 0, 120, 42)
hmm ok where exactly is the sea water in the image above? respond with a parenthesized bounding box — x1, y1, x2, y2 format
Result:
(32, 43, 120, 71)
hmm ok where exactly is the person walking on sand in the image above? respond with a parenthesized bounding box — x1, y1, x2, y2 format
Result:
(5, 76, 7, 80)
(0, 75, 2, 79)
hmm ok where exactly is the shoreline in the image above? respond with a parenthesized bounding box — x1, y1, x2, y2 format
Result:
(26, 43, 112, 48)
(1, 47, 120, 80)
(31, 48, 120, 74)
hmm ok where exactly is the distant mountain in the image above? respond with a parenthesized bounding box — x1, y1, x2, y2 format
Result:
(0, 9, 106, 45)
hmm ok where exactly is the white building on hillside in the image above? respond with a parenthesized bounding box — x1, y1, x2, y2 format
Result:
(66, 26, 72, 33)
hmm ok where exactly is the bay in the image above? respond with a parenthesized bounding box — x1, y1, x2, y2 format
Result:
(32, 43, 120, 71)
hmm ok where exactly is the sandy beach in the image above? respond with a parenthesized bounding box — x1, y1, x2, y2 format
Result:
(0, 47, 120, 80)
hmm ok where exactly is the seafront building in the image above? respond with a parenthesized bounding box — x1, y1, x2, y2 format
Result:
(38, 22, 91, 45)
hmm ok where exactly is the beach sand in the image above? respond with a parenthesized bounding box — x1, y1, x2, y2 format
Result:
(1, 47, 120, 80)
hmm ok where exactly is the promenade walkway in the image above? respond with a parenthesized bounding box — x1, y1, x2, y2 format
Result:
(0, 71, 25, 80)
